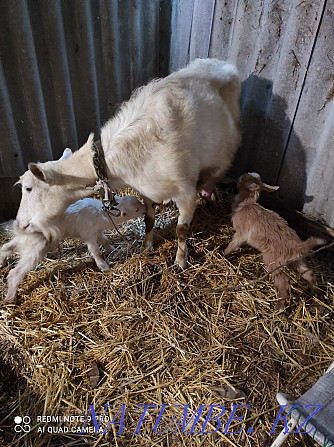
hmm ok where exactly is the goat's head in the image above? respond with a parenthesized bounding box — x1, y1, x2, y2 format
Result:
(117, 196, 147, 219)
(237, 172, 279, 201)
(14, 140, 96, 240)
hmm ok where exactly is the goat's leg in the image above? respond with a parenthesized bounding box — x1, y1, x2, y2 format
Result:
(0, 239, 17, 266)
(5, 247, 47, 301)
(86, 240, 110, 272)
(296, 262, 316, 291)
(174, 192, 197, 269)
(271, 271, 290, 311)
(224, 233, 244, 255)
(143, 197, 155, 252)
(98, 234, 114, 253)
(204, 186, 219, 212)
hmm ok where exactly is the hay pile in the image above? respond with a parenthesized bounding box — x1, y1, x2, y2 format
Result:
(0, 189, 333, 447)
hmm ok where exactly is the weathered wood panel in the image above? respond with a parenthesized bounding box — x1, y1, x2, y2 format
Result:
(209, 0, 237, 61)
(278, 2, 334, 225)
(169, 0, 194, 71)
(188, 0, 215, 60)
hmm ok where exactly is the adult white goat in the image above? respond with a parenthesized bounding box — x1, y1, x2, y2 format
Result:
(15, 58, 241, 269)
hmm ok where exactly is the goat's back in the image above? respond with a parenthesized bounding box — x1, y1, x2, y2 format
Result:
(101, 58, 241, 204)
(233, 203, 303, 261)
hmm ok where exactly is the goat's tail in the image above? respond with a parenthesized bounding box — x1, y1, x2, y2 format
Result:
(301, 237, 326, 253)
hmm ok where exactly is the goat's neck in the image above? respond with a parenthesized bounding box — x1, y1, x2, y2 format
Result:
(56, 145, 97, 187)
(233, 191, 258, 213)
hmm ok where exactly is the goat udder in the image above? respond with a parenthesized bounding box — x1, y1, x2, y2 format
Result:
(201, 189, 214, 199)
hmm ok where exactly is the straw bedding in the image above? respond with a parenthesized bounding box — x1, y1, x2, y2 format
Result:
(0, 188, 333, 447)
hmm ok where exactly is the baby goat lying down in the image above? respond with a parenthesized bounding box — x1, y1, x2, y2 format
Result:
(224, 173, 325, 310)
(0, 196, 146, 301)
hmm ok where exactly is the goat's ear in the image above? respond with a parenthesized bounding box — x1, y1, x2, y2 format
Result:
(58, 148, 72, 161)
(261, 183, 279, 192)
(28, 163, 47, 182)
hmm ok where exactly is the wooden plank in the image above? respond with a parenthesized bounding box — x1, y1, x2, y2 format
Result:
(99, 0, 123, 117)
(141, 1, 159, 84)
(115, 0, 141, 101)
(188, 0, 215, 60)
(169, 0, 194, 71)
(158, 0, 173, 77)
(0, 61, 24, 178)
(36, 0, 79, 155)
(209, 0, 238, 60)
(61, 0, 101, 141)
(278, 2, 334, 226)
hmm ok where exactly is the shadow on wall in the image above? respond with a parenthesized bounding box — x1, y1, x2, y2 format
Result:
(0, 179, 21, 223)
(231, 73, 310, 212)
(159, 0, 172, 78)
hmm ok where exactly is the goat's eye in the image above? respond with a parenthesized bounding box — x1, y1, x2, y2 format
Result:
(25, 187, 32, 192)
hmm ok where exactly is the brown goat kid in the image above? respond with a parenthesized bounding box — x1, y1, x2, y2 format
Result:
(224, 173, 325, 310)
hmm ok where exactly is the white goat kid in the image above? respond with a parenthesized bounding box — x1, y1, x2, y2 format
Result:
(58, 195, 146, 272)
(14, 58, 241, 269)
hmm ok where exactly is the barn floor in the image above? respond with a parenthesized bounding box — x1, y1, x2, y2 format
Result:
(0, 189, 333, 447)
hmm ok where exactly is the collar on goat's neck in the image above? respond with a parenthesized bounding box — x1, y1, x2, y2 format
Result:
(91, 140, 120, 216)
(92, 140, 109, 182)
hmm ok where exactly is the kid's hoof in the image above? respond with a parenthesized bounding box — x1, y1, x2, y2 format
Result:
(98, 262, 110, 273)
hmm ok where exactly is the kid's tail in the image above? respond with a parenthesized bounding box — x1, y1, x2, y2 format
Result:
(301, 237, 326, 253)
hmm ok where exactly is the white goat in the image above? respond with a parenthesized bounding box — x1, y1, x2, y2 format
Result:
(14, 58, 241, 270)
(224, 173, 325, 310)
(1, 192, 146, 301)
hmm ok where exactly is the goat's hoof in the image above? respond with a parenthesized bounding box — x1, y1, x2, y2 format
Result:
(98, 262, 110, 273)
(174, 259, 187, 272)
(142, 242, 154, 253)
(173, 264, 184, 273)
(275, 300, 286, 313)
(4, 293, 16, 302)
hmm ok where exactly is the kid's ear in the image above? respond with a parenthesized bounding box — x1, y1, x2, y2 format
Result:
(261, 183, 279, 192)
(58, 148, 73, 161)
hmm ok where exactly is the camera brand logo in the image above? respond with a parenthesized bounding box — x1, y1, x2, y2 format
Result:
(14, 416, 31, 433)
